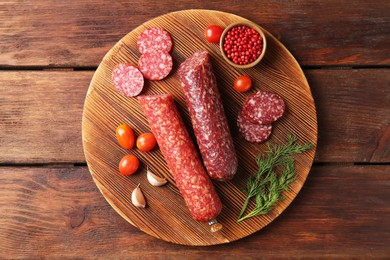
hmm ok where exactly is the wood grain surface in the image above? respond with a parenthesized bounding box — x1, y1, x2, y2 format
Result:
(1, 165, 389, 258)
(0, 0, 389, 257)
(82, 10, 317, 245)
(0, 0, 389, 67)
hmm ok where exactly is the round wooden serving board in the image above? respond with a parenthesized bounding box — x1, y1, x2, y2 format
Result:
(82, 9, 317, 246)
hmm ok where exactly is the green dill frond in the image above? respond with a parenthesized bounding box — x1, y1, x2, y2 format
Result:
(238, 135, 313, 222)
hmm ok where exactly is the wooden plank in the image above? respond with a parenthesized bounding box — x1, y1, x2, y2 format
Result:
(0, 165, 388, 258)
(0, 0, 389, 67)
(308, 69, 390, 162)
(1, 69, 388, 163)
(0, 71, 91, 163)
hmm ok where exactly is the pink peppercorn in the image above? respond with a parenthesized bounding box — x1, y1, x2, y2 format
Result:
(223, 25, 263, 65)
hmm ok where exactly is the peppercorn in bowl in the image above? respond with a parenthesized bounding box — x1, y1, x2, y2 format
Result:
(220, 21, 267, 69)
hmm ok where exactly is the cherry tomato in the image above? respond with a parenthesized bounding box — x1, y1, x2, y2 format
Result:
(204, 25, 224, 43)
(136, 133, 157, 152)
(119, 154, 140, 176)
(116, 124, 135, 150)
(234, 75, 252, 92)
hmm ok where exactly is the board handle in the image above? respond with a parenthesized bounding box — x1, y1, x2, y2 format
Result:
(208, 218, 223, 232)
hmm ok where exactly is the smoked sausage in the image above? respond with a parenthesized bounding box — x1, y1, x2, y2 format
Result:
(178, 50, 238, 181)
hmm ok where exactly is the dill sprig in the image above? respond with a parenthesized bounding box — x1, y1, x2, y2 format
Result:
(238, 135, 313, 222)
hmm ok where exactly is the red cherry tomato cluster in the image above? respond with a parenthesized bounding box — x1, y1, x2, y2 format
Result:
(115, 124, 157, 176)
(223, 25, 263, 65)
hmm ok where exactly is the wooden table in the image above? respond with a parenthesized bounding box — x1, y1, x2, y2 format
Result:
(1, 1, 389, 258)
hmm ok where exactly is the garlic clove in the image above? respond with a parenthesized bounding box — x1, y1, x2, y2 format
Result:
(131, 184, 146, 208)
(147, 169, 167, 187)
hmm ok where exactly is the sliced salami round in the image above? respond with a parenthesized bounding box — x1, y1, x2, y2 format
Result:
(112, 64, 144, 97)
(242, 91, 285, 124)
(137, 27, 173, 54)
(237, 112, 272, 143)
(138, 50, 173, 80)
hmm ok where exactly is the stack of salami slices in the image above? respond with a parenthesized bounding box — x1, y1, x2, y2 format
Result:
(112, 28, 173, 97)
(237, 91, 285, 143)
(137, 28, 173, 80)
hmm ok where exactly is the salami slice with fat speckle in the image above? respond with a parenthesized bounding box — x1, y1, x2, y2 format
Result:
(112, 64, 144, 97)
(237, 112, 272, 143)
(242, 91, 285, 124)
(138, 50, 173, 80)
(137, 27, 173, 54)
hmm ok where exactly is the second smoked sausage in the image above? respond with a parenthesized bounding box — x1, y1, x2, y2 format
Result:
(138, 94, 222, 222)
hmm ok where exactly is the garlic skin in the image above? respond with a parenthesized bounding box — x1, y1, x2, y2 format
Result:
(147, 169, 167, 187)
(131, 184, 146, 208)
